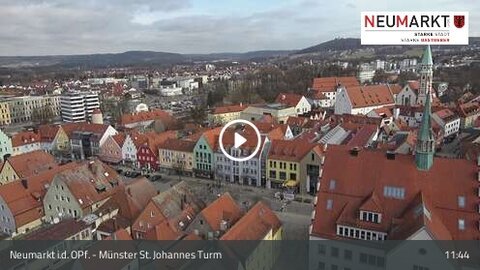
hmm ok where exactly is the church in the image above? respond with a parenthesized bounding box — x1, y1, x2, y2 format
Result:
(396, 45, 436, 106)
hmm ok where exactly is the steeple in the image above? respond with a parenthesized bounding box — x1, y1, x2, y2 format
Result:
(417, 45, 434, 106)
(415, 91, 435, 171)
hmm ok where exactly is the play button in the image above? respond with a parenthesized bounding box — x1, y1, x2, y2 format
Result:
(234, 133, 247, 148)
(219, 119, 262, 162)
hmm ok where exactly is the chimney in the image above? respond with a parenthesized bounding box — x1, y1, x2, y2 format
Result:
(386, 151, 396, 160)
(21, 179, 28, 189)
(393, 107, 400, 120)
(220, 220, 229, 231)
(127, 188, 132, 197)
(349, 147, 361, 157)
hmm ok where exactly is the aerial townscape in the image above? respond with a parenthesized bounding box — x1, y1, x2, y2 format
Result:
(0, 40, 479, 267)
(0, 1, 480, 267)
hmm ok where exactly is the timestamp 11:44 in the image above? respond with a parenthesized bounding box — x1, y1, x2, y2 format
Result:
(445, 251, 470, 260)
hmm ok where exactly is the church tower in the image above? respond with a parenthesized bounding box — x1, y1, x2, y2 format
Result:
(417, 45, 433, 105)
(415, 90, 435, 171)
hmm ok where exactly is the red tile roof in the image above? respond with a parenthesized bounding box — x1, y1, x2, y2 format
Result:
(112, 133, 126, 147)
(199, 192, 243, 232)
(345, 124, 378, 148)
(101, 177, 157, 223)
(221, 201, 281, 240)
(345, 85, 395, 109)
(55, 160, 122, 209)
(457, 102, 480, 118)
(119, 109, 176, 127)
(158, 138, 197, 152)
(143, 131, 178, 153)
(22, 219, 89, 240)
(145, 221, 182, 240)
(268, 140, 323, 162)
(37, 125, 61, 142)
(11, 131, 41, 147)
(62, 122, 110, 137)
(275, 93, 303, 107)
(311, 145, 479, 240)
(3, 150, 57, 179)
(212, 104, 246, 115)
(105, 228, 133, 240)
(312, 77, 359, 93)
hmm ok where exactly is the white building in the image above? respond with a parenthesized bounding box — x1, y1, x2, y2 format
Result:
(357, 63, 375, 83)
(334, 85, 396, 115)
(309, 77, 359, 108)
(60, 91, 100, 123)
(432, 108, 460, 138)
(274, 93, 312, 115)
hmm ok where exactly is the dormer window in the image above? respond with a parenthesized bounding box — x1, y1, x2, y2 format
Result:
(360, 210, 381, 223)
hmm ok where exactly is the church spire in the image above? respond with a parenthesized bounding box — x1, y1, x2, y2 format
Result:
(417, 45, 434, 106)
(415, 91, 435, 171)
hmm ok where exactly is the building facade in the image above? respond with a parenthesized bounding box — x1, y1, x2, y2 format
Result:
(60, 91, 100, 123)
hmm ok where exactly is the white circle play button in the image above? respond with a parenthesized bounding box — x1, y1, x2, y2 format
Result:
(219, 119, 262, 162)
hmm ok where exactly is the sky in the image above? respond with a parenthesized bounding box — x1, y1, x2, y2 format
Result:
(0, 0, 478, 56)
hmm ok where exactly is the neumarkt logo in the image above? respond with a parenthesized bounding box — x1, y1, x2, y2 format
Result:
(360, 12, 469, 45)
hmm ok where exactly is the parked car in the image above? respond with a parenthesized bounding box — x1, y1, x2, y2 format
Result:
(150, 175, 163, 182)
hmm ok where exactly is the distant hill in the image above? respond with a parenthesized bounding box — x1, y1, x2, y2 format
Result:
(0, 50, 295, 69)
(295, 38, 362, 54)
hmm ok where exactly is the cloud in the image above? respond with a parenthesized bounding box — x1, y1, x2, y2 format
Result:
(0, 0, 478, 56)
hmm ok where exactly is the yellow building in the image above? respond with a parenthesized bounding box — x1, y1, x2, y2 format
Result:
(267, 140, 324, 194)
(0, 102, 11, 126)
(208, 103, 246, 125)
(158, 138, 197, 175)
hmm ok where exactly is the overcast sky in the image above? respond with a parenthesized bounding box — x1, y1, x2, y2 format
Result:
(0, 0, 478, 56)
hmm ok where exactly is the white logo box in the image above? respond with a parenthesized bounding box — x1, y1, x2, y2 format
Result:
(361, 12, 469, 45)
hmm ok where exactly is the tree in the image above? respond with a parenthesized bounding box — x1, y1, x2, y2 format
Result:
(397, 71, 419, 85)
(31, 105, 55, 124)
(189, 106, 207, 125)
(372, 69, 389, 83)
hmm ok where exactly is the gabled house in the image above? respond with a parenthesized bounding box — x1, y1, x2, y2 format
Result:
(0, 128, 12, 161)
(0, 162, 79, 237)
(208, 103, 246, 125)
(99, 133, 126, 164)
(137, 131, 178, 171)
(193, 127, 222, 178)
(309, 76, 360, 108)
(62, 123, 118, 160)
(335, 84, 396, 115)
(121, 131, 147, 167)
(38, 125, 70, 155)
(131, 181, 205, 239)
(95, 177, 157, 239)
(275, 93, 312, 115)
(11, 131, 41, 156)
(457, 101, 480, 129)
(43, 159, 123, 223)
(0, 150, 57, 185)
(186, 192, 243, 240)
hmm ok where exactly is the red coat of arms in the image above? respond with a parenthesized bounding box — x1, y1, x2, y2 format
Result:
(454, 15, 465, 28)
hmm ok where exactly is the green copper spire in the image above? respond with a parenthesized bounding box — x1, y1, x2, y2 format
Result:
(415, 91, 435, 171)
(421, 45, 433, 66)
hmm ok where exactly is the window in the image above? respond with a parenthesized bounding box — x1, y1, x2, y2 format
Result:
(458, 196, 466, 208)
(317, 244, 326, 255)
(458, 219, 465, 230)
(359, 253, 367, 264)
(329, 180, 336, 190)
(279, 172, 286, 180)
(290, 173, 297, 180)
(330, 247, 339, 258)
(344, 250, 352, 261)
(326, 199, 333, 210)
(383, 186, 405, 199)
(331, 265, 338, 270)
(317, 262, 325, 270)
